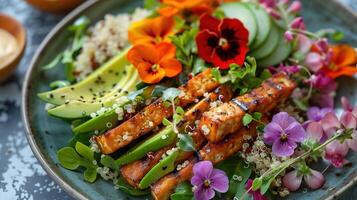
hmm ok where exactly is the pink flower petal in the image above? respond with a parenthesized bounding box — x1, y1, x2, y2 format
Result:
(210, 169, 229, 193)
(340, 111, 357, 129)
(341, 96, 353, 111)
(284, 31, 294, 42)
(290, 17, 304, 29)
(296, 34, 312, 54)
(272, 112, 296, 129)
(304, 169, 325, 189)
(283, 170, 302, 191)
(321, 113, 340, 132)
(287, 1, 302, 13)
(304, 52, 323, 72)
(326, 140, 349, 156)
(306, 122, 323, 142)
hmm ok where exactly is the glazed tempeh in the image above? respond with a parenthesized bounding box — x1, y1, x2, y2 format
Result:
(120, 86, 233, 187)
(199, 73, 296, 142)
(151, 125, 258, 200)
(95, 69, 219, 154)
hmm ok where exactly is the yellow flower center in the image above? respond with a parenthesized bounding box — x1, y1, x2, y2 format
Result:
(280, 133, 288, 142)
(219, 38, 229, 50)
(204, 179, 211, 187)
(151, 64, 159, 72)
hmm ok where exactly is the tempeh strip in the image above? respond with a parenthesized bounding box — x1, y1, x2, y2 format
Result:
(95, 69, 219, 154)
(120, 86, 233, 188)
(151, 124, 258, 200)
(199, 73, 296, 142)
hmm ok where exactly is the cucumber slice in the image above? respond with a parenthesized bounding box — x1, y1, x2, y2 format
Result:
(38, 48, 130, 105)
(246, 3, 271, 50)
(249, 21, 279, 60)
(257, 30, 292, 67)
(220, 2, 257, 45)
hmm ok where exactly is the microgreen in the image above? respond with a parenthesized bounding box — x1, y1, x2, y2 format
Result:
(162, 88, 181, 102)
(143, 0, 160, 10)
(100, 155, 118, 171)
(242, 112, 263, 126)
(170, 182, 194, 200)
(177, 134, 196, 152)
(57, 142, 98, 183)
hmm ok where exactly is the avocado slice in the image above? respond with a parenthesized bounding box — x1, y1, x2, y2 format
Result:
(47, 66, 139, 119)
(115, 126, 177, 166)
(38, 48, 131, 105)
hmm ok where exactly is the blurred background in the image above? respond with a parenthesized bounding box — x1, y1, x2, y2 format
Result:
(0, 0, 356, 199)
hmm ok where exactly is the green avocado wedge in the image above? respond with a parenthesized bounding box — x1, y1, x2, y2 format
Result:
(257, 30, 292, 67)
(246, 3, 271, 50)
(47, 67, 139, 119)
(220, 2, 258, 45)
(38, 48, 130, 105)
(249, 21, 280, 60)
(115, 126, 177, 166)
(139, 150, 179, 189)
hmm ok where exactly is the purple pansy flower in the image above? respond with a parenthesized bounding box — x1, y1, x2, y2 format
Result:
(191, 161, 229, 200)
(307, 107, 334, 122)
(245, 179, 268, 200)
(264, 112, 306, 157)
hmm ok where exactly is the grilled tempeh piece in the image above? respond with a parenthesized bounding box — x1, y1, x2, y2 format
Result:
(151, 124, 258, 200)
(95, 69, 219, 154)
(120, 86, 233, 188)
(199, 73, 296, 142)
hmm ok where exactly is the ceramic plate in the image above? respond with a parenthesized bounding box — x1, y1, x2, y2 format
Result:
(22, 0, 357, 199)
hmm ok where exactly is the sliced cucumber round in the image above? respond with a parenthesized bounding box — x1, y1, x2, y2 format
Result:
(246, 3, 271, 50)
(249, 21, 279, 60)
(220, 2, 257, 45)
(257, 30, 292, 67)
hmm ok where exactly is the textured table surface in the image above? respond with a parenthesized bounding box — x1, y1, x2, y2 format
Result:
(0, 0, 356, 200)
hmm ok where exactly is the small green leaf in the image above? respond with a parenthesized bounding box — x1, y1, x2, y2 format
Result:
(259, 69, 272, 80)
(100, 155, 118, 171)
(84, 167, 97, 183)
(42, 54, 63, 70)
(162, 118, 172, 126)
(260, 176, 275, 194)
(144, 0, 160, 10)
(177, 134, 195, 152)
(252, 178, 262, 191)
(211, 68, 221, 82)
(256, 125, 265, 133)
(171, 182, 194, 200)
(252, 112, 262, 121)
(176, 106, 185, 115)
(332, 31, 344, 41)
(242, 114, 253, 126)
(75, 142, 94, 161)
(57, 147, 81, 170)
(162, 88, 181, 102)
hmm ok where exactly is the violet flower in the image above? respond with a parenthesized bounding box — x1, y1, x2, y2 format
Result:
(283, 167, 325, 191)
(264, 112, 306, 157)
(307, 106, 334, 122)
(309, 73, 337, 108)
(245, 179, 268, 200)
(191, 161, 229, 200)
(277, 64, 300, 75)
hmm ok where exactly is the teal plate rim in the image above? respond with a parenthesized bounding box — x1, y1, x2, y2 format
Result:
(21, 0, 357, 199)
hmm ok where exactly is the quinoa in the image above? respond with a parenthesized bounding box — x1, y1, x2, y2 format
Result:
(74, 8, 150, 81)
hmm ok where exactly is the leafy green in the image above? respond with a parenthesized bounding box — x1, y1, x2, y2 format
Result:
(100, 155, 118, 171)
(170, 182, 194, 200)
(242, 114, 253, 126)
(229, 161, 252, 199)
(144, 0, 160, 10)
(42, 16, 90, 82)
(57, 142, 98, 183)
(162, 87, 181, 102)
(177, 134, 196, 152)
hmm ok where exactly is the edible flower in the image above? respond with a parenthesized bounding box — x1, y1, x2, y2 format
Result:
(307, 107, 334, 122)
(324, 140, 349, 168)
(158, 0, 213, 18)
(195, 14, 249, 69)
(127, 42, 182, 84)
(283, 164, 325, 191)
(191, 161, 229, 200)
(341, 96, 357, 118)
(264, 112, 306, 157)
(309, 72, 337, 108)
(128, 16, 175, 45)
(245, 179, 268, 200)
(321, 44, 357, 79)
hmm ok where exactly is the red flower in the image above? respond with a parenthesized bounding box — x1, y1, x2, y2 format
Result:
(195, 14, 249, 69)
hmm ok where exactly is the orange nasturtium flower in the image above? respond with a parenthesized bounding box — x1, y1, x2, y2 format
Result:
(158, 0, 214, 17)
(127, 42, 182, 84)
(128, 16, 175, 45)
(322, 44, 357, 79)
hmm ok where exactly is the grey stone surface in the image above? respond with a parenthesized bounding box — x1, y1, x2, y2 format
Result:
(0, 0, 355, 199)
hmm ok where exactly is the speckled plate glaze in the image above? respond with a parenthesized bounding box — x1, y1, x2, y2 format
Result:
(22, 0, 357, 199)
